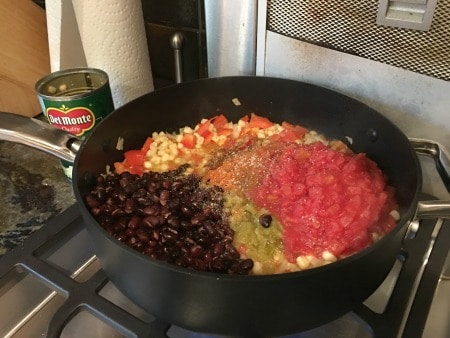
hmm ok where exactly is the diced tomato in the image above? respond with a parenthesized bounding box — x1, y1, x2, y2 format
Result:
(141, 137, 154, 153)
(248, 113, 274, 129)
(211, 114, 228, 129)
(181, 133, 196, 149)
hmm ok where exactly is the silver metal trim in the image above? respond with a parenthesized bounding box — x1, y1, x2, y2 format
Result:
(205, 0, 258, 77)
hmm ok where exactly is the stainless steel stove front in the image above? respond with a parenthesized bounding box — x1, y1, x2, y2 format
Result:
(0, 195, 449, 338)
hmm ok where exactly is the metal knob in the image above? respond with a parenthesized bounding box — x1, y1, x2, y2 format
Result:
(170, 32, 185, 84)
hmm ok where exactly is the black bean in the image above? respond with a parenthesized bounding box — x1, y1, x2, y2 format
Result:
(259, 214, 272, 228)
(191, 213, 206, 226)
(175, 256, 189, 267)
(162, 228, 179, 243)
(91, 207, 101, 217)
(147, 181, 158, 193)
(136, 187, 148, 196)
(240, 259, 254, 272)
(116, 218, 128, 229)
(137, 196, 153, 206)
(136, 229, 150, 242)
(111, 207, 126, 218)
(210, 258, 226, 272)
(203, 252, 213, 264)
(128, 215, 141, 229)
(213, 242, 225, 257)
(133, 240, 145, 251)
(143, 246, 155, 256)
(96, 188, 107, 202)
(85, 169, 254, 275)
(162, 180, 172, 189)
(190, 245, 204, 258)
(159, 190, 170, 205)
(180, 205, 194, 217)
(96, 175, 105, 185)
(167, 197, 181, 210)
(142, 206, 157, 216)
(125, 228, 136, 237)
(142, 215, 160, 227)
(193, 258, 207, 271)
(167, 215, 181, 229)
(113, 222, 126, 232)
(160, 189, 170, 199)
(116, 232, 127, 242)
(85, 194, 100, 208)
(227, 262, 241, 274)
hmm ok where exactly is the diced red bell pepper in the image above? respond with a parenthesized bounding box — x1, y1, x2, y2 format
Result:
(114, 161, 127, 174)
(248, 113, 274, 129)
(117, 150, 146, 175)
(281, 121, 308, 139)
(124, 149, 146, 167)
(140, 137, 154, 153)
(238, 243, 247, 254)
(181, 133, 196, 149)
(196, 120, 211, 136)
(279, 129, 298, 142)
(201, 130, 214, 144)
(211, 114, 228, 129)
(239, 115, 250, 123)
(217, 127, 233, 136)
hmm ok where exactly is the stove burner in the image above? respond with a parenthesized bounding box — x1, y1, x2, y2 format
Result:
(0, 199, 449, 338)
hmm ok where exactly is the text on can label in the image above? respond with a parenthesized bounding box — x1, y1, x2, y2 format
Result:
(47, 106, 96, 136)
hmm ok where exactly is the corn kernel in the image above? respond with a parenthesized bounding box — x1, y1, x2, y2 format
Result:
(322, 250, 337, 262)
(296, 256, 310, 270)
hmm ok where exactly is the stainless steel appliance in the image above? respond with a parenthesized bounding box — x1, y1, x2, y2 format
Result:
(0, 1, 449, 337)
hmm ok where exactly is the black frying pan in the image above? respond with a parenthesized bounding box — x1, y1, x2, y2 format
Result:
(1, 76, 449, 336)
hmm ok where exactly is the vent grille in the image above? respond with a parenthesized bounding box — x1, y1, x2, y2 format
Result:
(267, 0, 450, 81)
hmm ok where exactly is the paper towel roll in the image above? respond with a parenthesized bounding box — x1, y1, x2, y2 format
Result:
(72, 0, 154, 108)
(46, 0, 154, 108)
(45, 0, 87, 71)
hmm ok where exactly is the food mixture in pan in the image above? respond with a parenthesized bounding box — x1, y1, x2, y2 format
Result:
(85, 113, 399, 275)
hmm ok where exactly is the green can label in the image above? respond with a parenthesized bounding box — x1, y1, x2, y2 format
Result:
(36, 67, 115, 180)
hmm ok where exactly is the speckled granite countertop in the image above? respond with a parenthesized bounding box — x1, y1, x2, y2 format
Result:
(0, 131, 76, 256)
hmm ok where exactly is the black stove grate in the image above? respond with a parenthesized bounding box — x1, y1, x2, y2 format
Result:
(0, 200, 448, 338)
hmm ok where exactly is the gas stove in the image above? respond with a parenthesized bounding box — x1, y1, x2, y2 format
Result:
(0, 190, 449, 337)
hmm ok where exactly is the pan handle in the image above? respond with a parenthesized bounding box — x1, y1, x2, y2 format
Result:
(416, 200, 450, 219)
(0, 112, 81, 162)
(409, 138, 450, 193)
(406, 199, 450, 240)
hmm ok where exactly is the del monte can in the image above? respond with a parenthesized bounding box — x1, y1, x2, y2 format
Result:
(36, 67, 114, 180)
